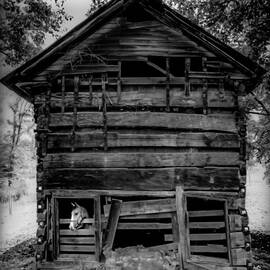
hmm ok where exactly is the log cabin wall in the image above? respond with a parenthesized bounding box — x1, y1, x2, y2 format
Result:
(2, 1, 262, 269)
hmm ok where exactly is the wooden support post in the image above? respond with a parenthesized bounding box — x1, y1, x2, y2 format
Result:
(117, 61, 122, 104)
(102, 74, 108, 151)
(171, 212, 179, 242)
(95, 196, 102, 262)
(89, 75, 93, 106)
(55, 199, 60, 258)
(185, 58, 190, 96)
(176, 185, 186, 269)
(202, 57, 208, 115)
(71, 76, 79, 152)
(61, 75, 65, 113)
(51, 197, 56, 260)
(166, 57, 170, 111)
(44, 196, 49, 260)
(103, 199, 122, 253)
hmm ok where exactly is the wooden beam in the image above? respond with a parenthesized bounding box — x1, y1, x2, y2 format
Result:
(94, 196, 102, 262)
(104, 198, 176, 217)
(44, 152, 240, 169)
(176, 185, 186, 269)
(60, 244, 95, 253)
(117, 222, 172, 230)
(49, 112, 238, 133)
(102, 74, 108, 151)
(103, 199, 122, 252)
(47, 132, 239, 150)
(190, 245, 227, 253)
(43, 167, 240, 191)
(185, 58, 191, 96)
(61, 75, 65, 113)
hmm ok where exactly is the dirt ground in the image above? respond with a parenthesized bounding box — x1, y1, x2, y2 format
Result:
(0, 233, 269, 270)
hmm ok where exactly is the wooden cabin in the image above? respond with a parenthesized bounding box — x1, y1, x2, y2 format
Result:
(1, 0, 265, 269)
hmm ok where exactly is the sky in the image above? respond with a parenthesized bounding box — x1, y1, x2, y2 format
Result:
(44, 0, 91, 48)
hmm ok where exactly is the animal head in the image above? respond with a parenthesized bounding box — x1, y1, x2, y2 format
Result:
(69, 202, 89, 231)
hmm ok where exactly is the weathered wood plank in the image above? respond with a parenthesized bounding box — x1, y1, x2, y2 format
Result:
(120, 212, 173, 220)
(44, 152, 240, 168)
(189, 210, 224, 217)
(231, 248, 248, 266)
(117, 222, 172, 230)
(104, 198, 176, 217)
(230, 232, 245, 248)
(103, 199, 122, 251)
(176, 185, 186, 269)
(43, 167, 240, 191)
(59, 229, 94, 236)
(229, 214, 248, 232)
(190, 233, 226, 241)
(60, 245, 95, 253)
(49, 112, 237, 133)
(47, 132, 239, 149)
(60, 218, 94, 224)
(189, 222, 225, 229)
(60, 237, 95, 244)
(190, 245, 227, 253)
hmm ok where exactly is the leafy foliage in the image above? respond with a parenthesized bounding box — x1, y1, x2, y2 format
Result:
(0, 0, 72, 66)
(164, 0, 270, 180)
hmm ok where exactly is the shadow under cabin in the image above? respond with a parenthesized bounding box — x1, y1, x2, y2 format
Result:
(1, 0, 265, 269)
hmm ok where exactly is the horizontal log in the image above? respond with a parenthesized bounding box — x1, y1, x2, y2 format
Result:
(190, 245, 227, 253)
(229, 214, 248, 232)
(60, 244, 95, 253)
(60, 237, 95, 245)
(59, 229, 94, 236)
(120, 212, 173, 220)
(45, 189, 175, 197)
(47, 132, 239, 149)
(49, 112, 237, 133)
(230, 232, 245, 248)
(38, 88, 235, 108)
(43, 167, 240, 191)
(44, 152, 240, 168)
(189, 210, 225, 217)
(189, 222, 225, 229)
(104, 198, 176, 217)
(117, 222, 172, 230)
(231, 248, 248, 266)
(190, 233, 226, 241)
(60, 218, 94, 224)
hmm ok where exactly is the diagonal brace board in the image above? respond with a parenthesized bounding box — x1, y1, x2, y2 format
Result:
(103, 199, 122, 252)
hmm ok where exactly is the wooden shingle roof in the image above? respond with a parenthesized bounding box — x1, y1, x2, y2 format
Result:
(1, 0, 265, 101)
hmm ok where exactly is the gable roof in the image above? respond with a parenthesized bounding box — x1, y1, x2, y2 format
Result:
(1, 0, 266, 102)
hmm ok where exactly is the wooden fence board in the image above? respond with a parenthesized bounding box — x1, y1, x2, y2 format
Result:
(59, 229, 94, 236)
(190, 245, 227, 253)
(104, 198, 176, 217)
(60, 245, 95, 253)
(117, 222, 172, 230)
(190, 233, 226, 241)
(60, 237, 95, 245)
